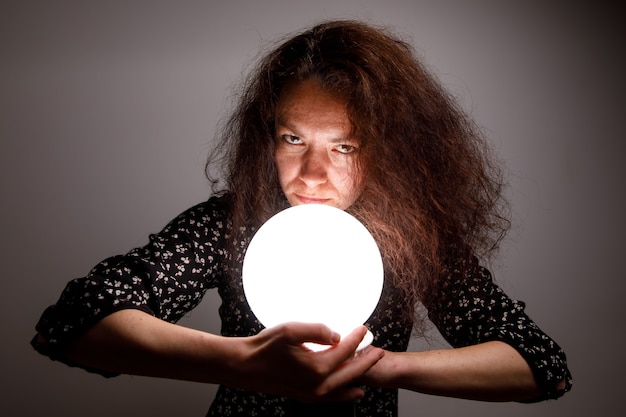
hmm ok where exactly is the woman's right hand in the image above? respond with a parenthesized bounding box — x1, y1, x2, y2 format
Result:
(229, 323, 384, 403)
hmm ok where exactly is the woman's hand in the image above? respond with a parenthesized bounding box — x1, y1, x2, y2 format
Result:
(232, 323, 384, 402)
(62, 310, 383, 403)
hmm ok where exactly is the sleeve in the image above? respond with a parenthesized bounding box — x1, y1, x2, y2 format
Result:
(31, 197, 230, 374)
(427, 256, 572, 401)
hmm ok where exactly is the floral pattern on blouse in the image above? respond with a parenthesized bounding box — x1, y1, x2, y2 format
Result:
(32, 196, 571, 416)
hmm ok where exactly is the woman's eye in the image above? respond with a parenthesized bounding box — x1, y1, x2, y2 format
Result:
(281, 134, 302, 145)
(335, 144, 357, 154)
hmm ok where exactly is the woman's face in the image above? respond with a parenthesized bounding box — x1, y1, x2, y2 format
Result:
(274, 79, 362, 210)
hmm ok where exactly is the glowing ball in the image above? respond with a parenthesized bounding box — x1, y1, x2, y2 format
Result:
(242, 204, 384, 351)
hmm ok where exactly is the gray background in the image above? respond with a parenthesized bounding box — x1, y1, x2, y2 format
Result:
(2, 1, 624, 416)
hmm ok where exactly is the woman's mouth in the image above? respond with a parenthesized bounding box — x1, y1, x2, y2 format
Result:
(295, 194, 331, 205)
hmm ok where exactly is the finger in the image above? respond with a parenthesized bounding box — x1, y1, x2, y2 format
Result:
(325, 348, 385, 398)
(316, 325, 368, 360)
(279, 322, 341, 346)
(314, 347, 384, 402)
(337, 326, 369, 352)
(337, 344, 384, 378)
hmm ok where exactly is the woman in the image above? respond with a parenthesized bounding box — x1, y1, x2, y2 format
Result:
(32, 20, 571, 416)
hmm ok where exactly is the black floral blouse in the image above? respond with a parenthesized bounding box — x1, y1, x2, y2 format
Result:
(32, 196, 571, 416)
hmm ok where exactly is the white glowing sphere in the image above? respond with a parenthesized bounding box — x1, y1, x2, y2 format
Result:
(242, 204, 384, 351)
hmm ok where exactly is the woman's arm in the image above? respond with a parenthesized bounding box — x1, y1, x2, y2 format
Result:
(418, 257, 572, 401)
(361, 340, 552, 402)
(52, 309, 384, 403)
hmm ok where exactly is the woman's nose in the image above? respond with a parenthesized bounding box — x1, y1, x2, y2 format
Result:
(299, 149, 328, 187)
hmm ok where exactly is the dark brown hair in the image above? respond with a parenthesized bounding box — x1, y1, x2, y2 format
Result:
(207, 20, 510, 325)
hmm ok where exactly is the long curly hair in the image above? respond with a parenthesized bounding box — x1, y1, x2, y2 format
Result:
(207, 20, 510, 326)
